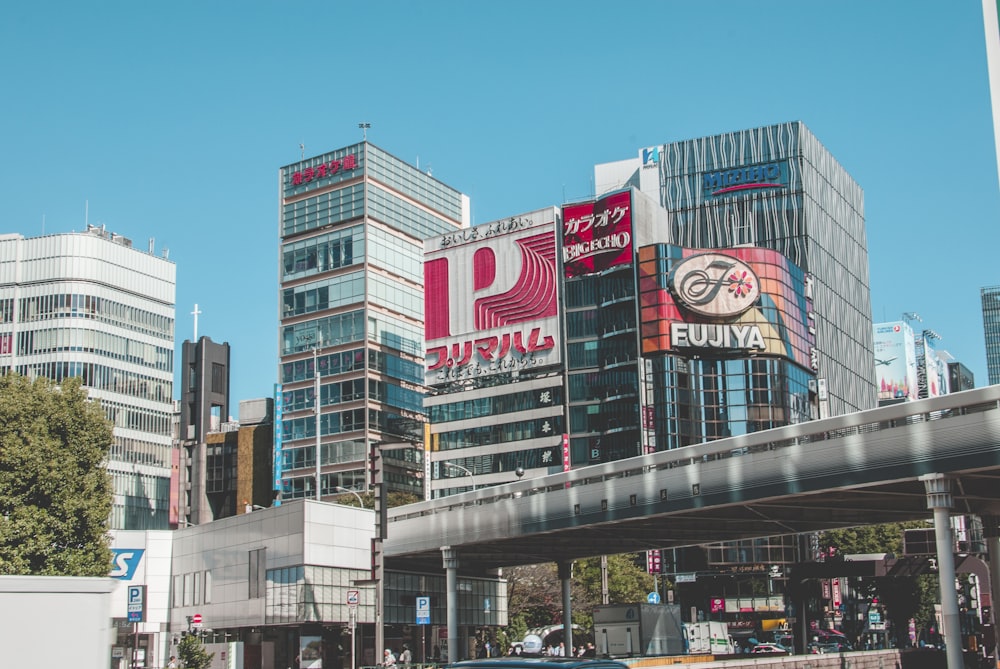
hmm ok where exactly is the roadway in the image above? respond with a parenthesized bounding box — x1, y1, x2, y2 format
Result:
(386, 385, 1000, 574)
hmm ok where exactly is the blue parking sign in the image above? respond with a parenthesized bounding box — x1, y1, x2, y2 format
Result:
(416, 596, 430, 625)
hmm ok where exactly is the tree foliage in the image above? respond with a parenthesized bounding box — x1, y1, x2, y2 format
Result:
(0, 374, 113, 576)
(178, 634, 214, 669)
(502, 554, 656, 644)
(820, 521, 939, 645)
(331, 489, 420, 509)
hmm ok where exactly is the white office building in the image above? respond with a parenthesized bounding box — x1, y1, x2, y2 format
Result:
(0, 226, 176, 529)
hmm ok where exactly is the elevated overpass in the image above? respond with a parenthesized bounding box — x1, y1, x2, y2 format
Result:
(387, 385, 1000, 572)
(386, 385, 1000, 667)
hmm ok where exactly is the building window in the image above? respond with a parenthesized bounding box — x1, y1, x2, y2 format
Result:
(249, 548, 266, 599)
(212, 363, 225, 393)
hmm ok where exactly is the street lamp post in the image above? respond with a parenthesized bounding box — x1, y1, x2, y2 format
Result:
(312, 336, 323, 501)
(334, 486, 364, 507)
(443, 462, 475, 489)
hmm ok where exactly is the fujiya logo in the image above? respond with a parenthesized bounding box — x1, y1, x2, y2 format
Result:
(110, 548, 145, 580)
(668, 253, 760, 319)
(642, 146, 659, 167)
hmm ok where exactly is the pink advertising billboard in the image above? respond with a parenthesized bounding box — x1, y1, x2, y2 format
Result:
(562, 190, 633, 277)
(424, 209, 561, 385)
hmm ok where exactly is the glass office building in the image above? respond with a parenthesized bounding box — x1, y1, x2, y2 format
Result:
(982, 285, 1000, 385)
(277, 142, 468, 501)
(0, 227, 176, 529)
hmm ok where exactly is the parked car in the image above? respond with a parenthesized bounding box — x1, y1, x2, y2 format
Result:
(751, 643, 790, 655)
(812, 632, 853, 651)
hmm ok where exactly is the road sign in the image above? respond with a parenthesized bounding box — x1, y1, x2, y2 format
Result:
(127, 585, 145, 623)
(869, 611, 881, 624)
(191, 613, 203, 628)
(416, 596, 430, 624)
(647, 592, 661, 604)
(347, 589, 360, 607)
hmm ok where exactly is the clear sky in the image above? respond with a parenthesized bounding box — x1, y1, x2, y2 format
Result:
(2, 1, 997, 414)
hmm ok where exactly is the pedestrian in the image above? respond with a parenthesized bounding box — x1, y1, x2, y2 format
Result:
(167, 656, 178, 669)
(399, 644, 412, 667)
(384, 648, 396, 667)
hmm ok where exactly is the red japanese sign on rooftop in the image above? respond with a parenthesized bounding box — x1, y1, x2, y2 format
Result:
(291, 154, 358, 186)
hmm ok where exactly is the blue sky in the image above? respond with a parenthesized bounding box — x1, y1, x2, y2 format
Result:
(2, 1, 997, 414)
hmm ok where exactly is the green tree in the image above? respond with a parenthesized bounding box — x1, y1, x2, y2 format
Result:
(332, 489, 421, 509)
(0, 374, 113, 575)
(501, 554, 657, 646)
(820, 522, 938, 646)
(178, 634, 214, 669)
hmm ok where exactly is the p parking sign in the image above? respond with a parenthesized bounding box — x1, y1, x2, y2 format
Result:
(127, 585, 146, 623)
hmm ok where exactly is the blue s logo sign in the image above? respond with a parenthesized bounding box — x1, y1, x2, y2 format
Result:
(110, 549, 145, 580)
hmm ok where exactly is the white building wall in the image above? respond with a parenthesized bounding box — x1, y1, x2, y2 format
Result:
(170, 500, 375, 631)
(0, 575, 116, 669)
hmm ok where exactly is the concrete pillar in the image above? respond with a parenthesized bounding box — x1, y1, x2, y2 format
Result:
(981, 514, 1000, 665)
(559, 561, 574, 654)
(920, 473, 963, 669)
(442, 546, 460, 663)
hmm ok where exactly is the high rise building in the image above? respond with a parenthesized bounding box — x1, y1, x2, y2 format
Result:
(277, 142, 468, 502)
(0, 226, 175, 529)
(982, 285, 1000, 385)
(596, 120, 876, 417)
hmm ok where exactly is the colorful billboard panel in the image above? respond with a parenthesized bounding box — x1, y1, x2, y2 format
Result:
(873, 322, 917, 401)
(562, 190, 633, 277)
(424, 209, 561, 385)
(638, 245, 815, 370)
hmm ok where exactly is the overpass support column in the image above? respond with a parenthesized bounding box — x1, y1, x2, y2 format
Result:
(920, 474, 963, 669)
(981, 514, 1000, 665)
(558, 561, 574, 653)
(442, 546, 460, 663)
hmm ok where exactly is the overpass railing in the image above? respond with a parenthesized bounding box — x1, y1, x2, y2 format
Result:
(389, 385, 1000, 525)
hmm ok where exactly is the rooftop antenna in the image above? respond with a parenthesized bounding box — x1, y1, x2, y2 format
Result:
(359, 122, 371, 141)
(902, 312, 922, 324)
(300, 143, 305, 159)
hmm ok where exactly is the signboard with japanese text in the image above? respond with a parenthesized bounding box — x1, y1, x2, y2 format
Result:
(424, 208, 561, 385)
(562, 190, 633, 278)
(127, 585, 145, 623)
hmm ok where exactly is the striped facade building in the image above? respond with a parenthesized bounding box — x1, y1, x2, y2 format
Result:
(596, 121, 876, 418)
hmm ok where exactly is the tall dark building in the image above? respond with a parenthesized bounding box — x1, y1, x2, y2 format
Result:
(178, 335, 231, 525)
(180, 336, 230, 442)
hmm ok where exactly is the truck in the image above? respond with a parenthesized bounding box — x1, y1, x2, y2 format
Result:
(683, 621, 736, 655)
(592, 603, 685, 657)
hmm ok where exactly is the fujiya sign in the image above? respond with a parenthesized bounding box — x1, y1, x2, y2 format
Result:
(668, 253, 765, 352)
